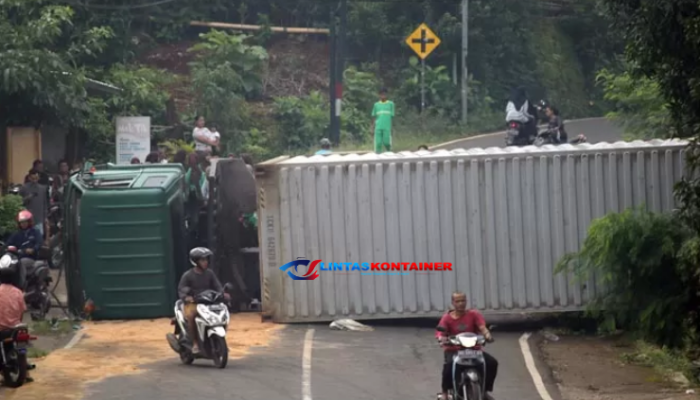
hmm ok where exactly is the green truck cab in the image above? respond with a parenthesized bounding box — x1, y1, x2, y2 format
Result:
(63, 163, 189, 320)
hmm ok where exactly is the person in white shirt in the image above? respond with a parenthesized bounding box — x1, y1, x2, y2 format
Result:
(505, 86, 538, 141)
(192, 115, 219, 154)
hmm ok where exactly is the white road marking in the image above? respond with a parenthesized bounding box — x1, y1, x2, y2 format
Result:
(302, 329, 315, 400)
(63, 329, 86, 349)
(519, 332, 554, 400)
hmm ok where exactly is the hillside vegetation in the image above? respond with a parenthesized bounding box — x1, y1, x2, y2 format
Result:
(0, 0, 622, 161)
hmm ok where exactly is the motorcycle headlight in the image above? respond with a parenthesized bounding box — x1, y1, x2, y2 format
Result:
(0, 254, 12, 269)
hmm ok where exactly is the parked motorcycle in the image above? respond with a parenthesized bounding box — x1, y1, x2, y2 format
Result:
(0, 323, 36, 387)
(166, 283, 233, 368)
(437, 326, 494, 400)
(0, 242, 53, 321)
(533, 129, 557, 147)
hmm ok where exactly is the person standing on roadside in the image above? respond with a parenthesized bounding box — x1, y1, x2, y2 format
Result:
(192, 116, 219, 156)
(52, 159, 70, 203)
(19, 169, 48, 239)
(371, 88, 395, 153)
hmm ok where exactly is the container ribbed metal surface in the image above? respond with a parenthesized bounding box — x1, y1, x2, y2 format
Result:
(257, 140, 688, 323)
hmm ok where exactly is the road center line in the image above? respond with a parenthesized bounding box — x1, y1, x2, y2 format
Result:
(519, 332, 554, 400)
(302, 329, 315, 400)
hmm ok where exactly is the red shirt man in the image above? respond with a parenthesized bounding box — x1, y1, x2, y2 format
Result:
(435, 292, 498, 400)
(0, 282, 26, 330)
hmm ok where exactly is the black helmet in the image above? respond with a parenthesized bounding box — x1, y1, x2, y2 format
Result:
(189, 247, 213, 267)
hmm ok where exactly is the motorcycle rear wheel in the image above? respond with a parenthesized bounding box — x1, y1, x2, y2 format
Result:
(210, 336, 228, 369)
(2, 349, 28, 388)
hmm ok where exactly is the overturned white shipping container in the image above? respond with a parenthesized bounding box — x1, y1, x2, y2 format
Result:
(256, 140, 688, 323)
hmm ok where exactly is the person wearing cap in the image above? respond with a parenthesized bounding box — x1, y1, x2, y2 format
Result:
(315, 138, 332, 155)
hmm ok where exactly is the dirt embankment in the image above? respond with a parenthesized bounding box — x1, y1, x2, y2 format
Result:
(541, 335, 698, 400)
(2, 314, 282, 400)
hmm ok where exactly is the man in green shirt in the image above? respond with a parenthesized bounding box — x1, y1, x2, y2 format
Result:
(371, 88, 395, 153)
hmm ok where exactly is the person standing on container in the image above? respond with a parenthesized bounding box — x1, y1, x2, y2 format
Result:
(371, 88, 395, 153)
(192, 115, 219, 156)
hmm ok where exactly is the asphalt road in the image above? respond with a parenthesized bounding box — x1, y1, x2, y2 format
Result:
(84, 323, 560, 400)
(433, 117, 624, 151)
(31, 120, 625, 400)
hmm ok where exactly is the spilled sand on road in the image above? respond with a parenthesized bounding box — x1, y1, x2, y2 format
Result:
(3, 314, 283, 400)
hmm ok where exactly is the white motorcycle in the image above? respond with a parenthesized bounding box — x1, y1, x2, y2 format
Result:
(166, 284, 233, 368)
(437, 325, 495, 400)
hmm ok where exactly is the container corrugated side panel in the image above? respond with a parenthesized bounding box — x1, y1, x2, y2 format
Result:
(81, 192, 171, 320)
(267, 142, 687, 323)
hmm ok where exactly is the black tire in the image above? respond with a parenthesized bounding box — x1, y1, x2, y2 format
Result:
(210, 336, 228, 369)
(179, 351, 195, 365)
(465, 380, 482, 400)
(2, 348, 28, 388)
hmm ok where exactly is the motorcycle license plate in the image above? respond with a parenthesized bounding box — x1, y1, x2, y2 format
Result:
(209, 305, 225, 311)
(458, 349, 481, 358)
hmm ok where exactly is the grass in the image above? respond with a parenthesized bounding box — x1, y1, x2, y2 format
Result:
(620, 340, 695, 385)
(330, 112, 502, 154)
(29, 319, 77, 336)
(26, 346, 48, 359)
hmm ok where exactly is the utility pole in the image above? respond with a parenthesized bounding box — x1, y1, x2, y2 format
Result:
(335, 0, 347, 145)
(329, 7, 338, 144)
(461, 0, 468, 126)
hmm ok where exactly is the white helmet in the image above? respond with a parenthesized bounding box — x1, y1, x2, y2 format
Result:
(189, 247, 213, 267)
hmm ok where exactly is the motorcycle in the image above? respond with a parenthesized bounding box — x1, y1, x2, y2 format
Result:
(0, 242, 53, 321)
(437, 326, 494, 400)
(505, 99, 548, 147)
(166, 283, 233, 368)
(0, 323, 36, 387)
(533, 129, 557, 147)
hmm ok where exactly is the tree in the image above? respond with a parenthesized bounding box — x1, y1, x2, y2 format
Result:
(0, 0, 113, 126)
(601, 0, 700, 138)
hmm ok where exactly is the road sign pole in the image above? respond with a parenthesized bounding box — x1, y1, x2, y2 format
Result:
(405, 23, 441, 115)
(461, 0, 468, 126)
(420, 57, 426, 114)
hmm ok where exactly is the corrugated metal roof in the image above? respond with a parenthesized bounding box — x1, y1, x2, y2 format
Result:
(272, 139, 689, 166)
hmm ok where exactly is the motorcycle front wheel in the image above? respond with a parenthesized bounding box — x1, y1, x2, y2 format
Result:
(464, 381, 482, 400)
(2, 348, 28, 388)
(210, 336, 228, 369)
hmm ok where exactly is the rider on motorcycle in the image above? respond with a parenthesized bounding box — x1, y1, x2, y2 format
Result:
(544, 105, 568, 143)
(5, 210, 42, 290)
(436, 292, 498, 400)
(0, 262, 33, 382)
(177, 247, 230, 354)
(506, 87, 537, 141)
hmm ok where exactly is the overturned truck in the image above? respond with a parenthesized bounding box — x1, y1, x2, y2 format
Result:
(206, 158, 261, 312)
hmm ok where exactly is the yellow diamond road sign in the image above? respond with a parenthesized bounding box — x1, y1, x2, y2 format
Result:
(405, 23, 441, 60)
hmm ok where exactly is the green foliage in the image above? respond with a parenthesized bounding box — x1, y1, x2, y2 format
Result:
(556, 207, 700, 349)
(0, 195, 24, 237)
(81, 64, 174, 161)
(0, 0, 114, 126)
(273, 91, 328, 151)
(601, 0, 700, 138)
(188, 30, 268, 154)
(396, 57, 458, 120)
(596, 68, 671, 140)
(188, 30, 268, 100)
(159, 139, 195, 162)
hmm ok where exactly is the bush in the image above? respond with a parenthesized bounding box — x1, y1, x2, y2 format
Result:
(0, 195, 24, 238)
(556, 207, 700, 349)
(273, 91, 328, 151)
